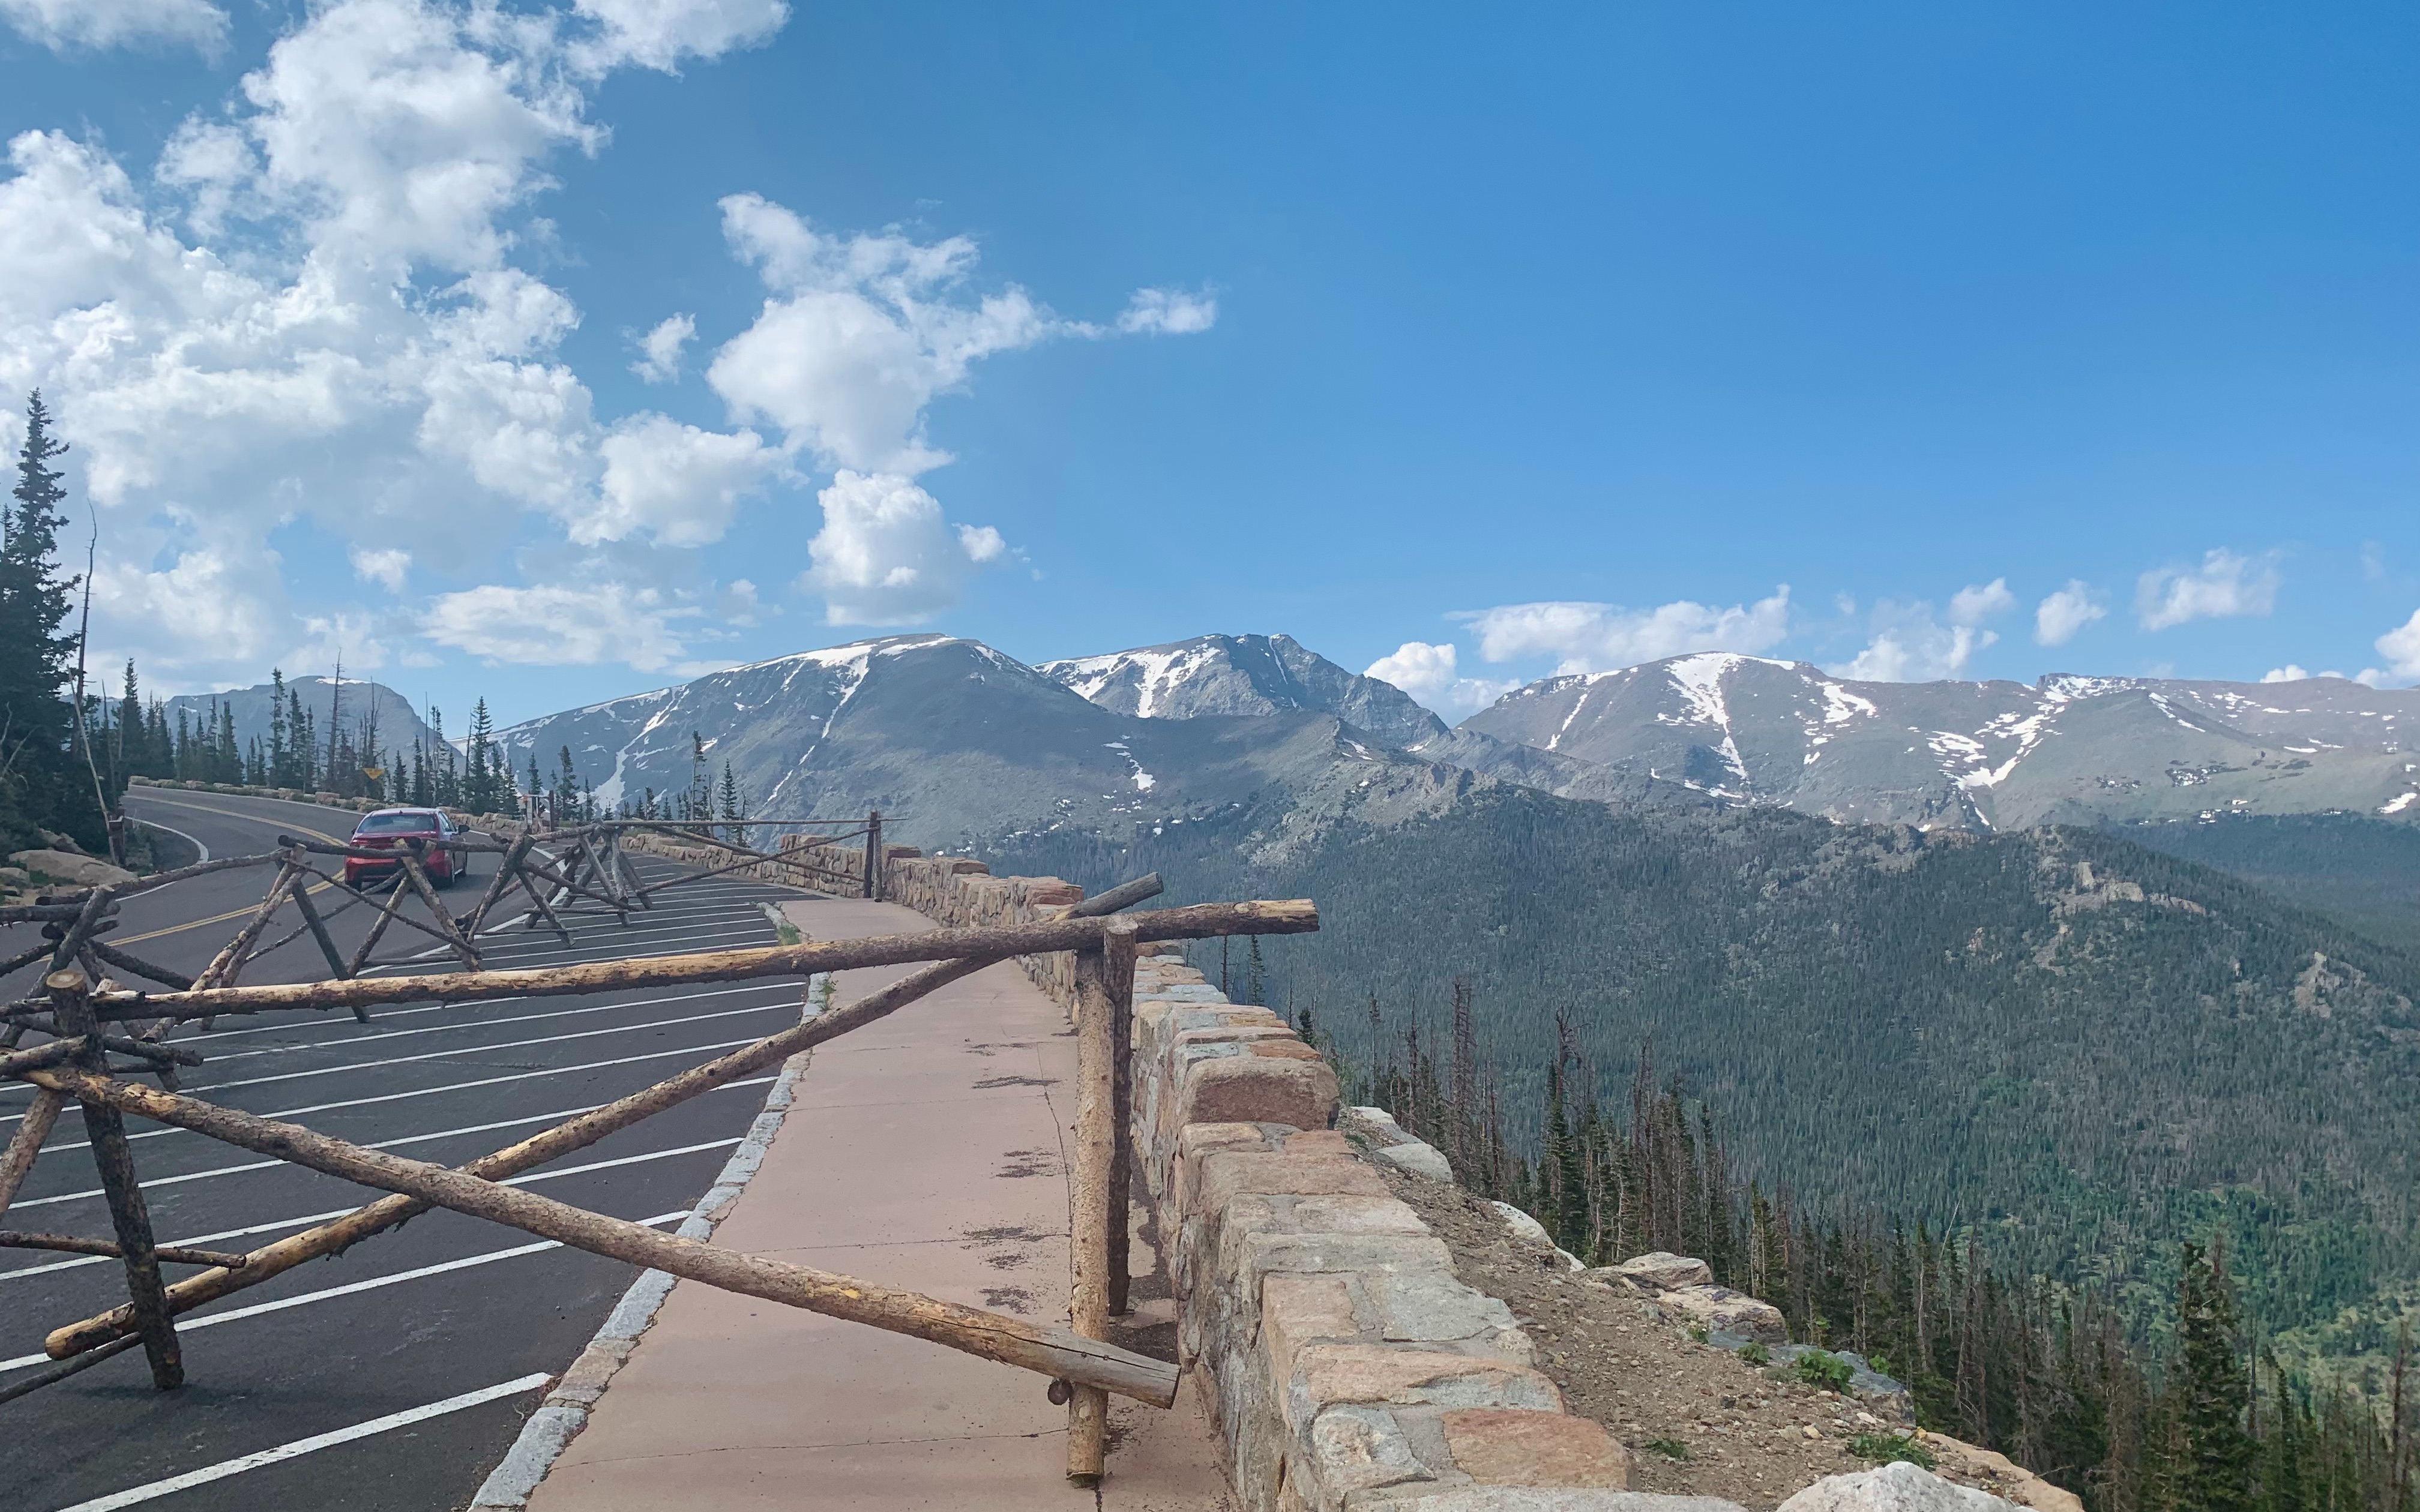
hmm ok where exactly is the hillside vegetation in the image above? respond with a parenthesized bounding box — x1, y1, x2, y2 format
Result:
(2113, 813, 2420, 953)
(988, 787, 2420, 1359)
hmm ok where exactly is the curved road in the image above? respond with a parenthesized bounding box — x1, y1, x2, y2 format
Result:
(1, 791, 812, 1511)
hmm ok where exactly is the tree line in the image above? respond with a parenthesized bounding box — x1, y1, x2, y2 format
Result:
(1345, 1005, 2417, 1512)
(4, 389, 759, 846)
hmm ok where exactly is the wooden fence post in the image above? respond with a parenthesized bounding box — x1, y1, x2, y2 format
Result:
(46, 970, 182, 1390)
(861, 811, 882, 901)
(1065, 922, 1125, 1485)
(1103, 919, 1138, 1316)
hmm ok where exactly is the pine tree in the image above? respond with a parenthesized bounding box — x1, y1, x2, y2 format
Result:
(2175, 1240, 2255, 1512)
(1, 391, 89, 845)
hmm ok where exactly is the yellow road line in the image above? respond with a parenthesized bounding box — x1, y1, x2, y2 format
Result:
(115, 797, 356, 945)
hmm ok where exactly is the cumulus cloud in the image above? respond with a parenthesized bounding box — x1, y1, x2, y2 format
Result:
(2137, 548, 2281, 631)
(425, 582, 700, 670)
(2035, 580, 2107, 647)
(1, 0, 228, 52)
(2260, 665, 2352, 683)
(708, 194, 1058, 475)
(1461, 589, 1792, 676)
(2374, 609, 2420, 683)
(589, 415, 781, 546)
(570, 0, 789, 73)
(0, 0, 1209, 683)
(1364, 641, 1520, 717)
(1831, 580, 2016, 682)
(799, 471, 1009, 626)
(349, 547, 412, 591)
(631, 313, 694, 383)
(1948, 578, 2014, 626)
(1116, 287, 1218, 335)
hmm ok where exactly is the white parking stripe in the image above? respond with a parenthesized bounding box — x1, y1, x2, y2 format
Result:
(50, 1372, 555, 1511)
(154, 980, 799, 1069)
(0, 1101, 771, 1281)
(45, 1037, 774, 1154)
(158, 1000, 790, 1099)
(10, 1076, 779, 1212)
(2, 1208, 699, 1377)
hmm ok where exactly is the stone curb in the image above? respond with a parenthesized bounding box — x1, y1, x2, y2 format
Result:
(462, 983, 825, 1512)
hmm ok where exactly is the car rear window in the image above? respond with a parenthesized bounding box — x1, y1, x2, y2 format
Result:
(355, 812, 438, 833)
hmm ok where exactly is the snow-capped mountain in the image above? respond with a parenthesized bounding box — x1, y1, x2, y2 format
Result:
(1040, 632, 1713, 811)
(493, 635, 1493, 852)
(1459, 653, 2420, 829)
(494, 631, 2420, 850)
(1039, 634, 1446, 748)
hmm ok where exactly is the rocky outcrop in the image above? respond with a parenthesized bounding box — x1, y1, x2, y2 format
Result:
(1607, 1252, 1712, 1291)
(7, 849, 137, 889)
(1652, 1285, 1790, 1345)
(1777, 1461, 2018, 1512)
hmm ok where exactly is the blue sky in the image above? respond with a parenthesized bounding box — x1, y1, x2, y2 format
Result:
(2, 1, 2413, 725)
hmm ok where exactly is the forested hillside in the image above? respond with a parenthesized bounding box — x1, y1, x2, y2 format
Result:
(986, 788, 2420, 1360)
(2114, 814, 2420, 953)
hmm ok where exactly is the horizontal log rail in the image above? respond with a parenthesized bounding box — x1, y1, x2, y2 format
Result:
(0, 1231, 246, 1267)
(23, 1064, 1179, 1406)
(42, 874, 1166, 1359)
(70, 899, 1315, 1022)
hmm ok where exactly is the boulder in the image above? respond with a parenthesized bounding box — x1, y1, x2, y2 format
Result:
(1778, 1461, 2021, 1512)
(1489, 1202, 1585, 1270)
(1658, 1284, 1787, 1344)
(8, 850, 137, 889)
(1371, 1141, 1454, 1182)
(1611, 1252, 1713, 1291)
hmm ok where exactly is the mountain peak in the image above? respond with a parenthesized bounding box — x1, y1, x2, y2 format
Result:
(1039, 632, 1446, 748)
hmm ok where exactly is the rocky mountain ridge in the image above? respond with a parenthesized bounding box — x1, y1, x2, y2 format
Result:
(492, 631, 2420, 848)
(1457, 652, 2420, 829)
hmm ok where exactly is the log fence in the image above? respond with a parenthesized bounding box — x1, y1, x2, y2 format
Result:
(0, 838, 1317, 1489)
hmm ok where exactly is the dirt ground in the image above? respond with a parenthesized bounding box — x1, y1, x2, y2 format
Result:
(1375, 1162, 2009, 1511)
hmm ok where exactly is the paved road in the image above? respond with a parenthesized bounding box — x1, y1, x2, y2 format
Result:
(0, 791, 813, 1512)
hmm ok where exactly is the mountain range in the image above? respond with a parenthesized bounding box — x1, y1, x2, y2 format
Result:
(161, 676, 442, 761)
(483, 631, 2419, 850)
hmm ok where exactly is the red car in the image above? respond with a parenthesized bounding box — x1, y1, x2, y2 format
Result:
(345, 808, 463, 888)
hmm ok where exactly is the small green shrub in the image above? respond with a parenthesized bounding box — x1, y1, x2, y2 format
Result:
(1849, 1432, 1936, 1469)
(1642, 1438, 1692, 1462)
(1738, 1342, 1771, 1365)
(1794, 1352, 1855, 1390)
(1686, 1322, 1711, 1343)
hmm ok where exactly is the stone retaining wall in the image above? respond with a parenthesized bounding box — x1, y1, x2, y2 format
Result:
(788, 840, 1691, 1512)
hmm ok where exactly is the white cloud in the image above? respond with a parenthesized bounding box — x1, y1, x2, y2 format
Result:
(1462, 589, 1792, 675)
(631, 313, 694, 383)
(1831, 583, 2014, 682)
(2374, 608, 2420, 682)
(1116, 287, 1218, 335)
(570, 0, 789, 73)
(2136, 548, 2281, 631)
(349, 547, 412, 591)
(0, 0, 1202, 684)
(2260, 665, 2308, 684)
(425, 582, 698, 670)
(1, 0, 227, 52)
(708, 194, 1057, 475)
(1363, 641, 1518, 716)
(588, 414, 781, 546)
(799, 470, 1008, 626)
(1948, 577, 2015, 626)
(2034, 580, 2107, 647)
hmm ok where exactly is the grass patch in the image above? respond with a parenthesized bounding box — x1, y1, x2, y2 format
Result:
(1794, 1352, 1855, 1390)
(1641, 1438, 1693, 1462)
(1738, 1341, 1771, 1365)
(1849, 1432, 1936, 1469)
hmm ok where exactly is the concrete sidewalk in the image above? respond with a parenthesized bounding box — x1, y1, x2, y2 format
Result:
(525, 897, 1232, 1511)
